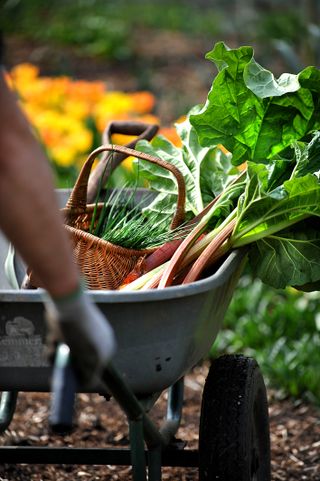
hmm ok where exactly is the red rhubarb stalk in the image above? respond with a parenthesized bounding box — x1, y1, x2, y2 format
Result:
(121, 171, 245, 289)
(158, 215, 209, 288)
(182, 217, 236, 284)
(157, 172, 245, 288)
(120, 196, 221, 286)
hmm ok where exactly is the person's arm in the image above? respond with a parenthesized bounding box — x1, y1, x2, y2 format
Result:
(0, 68, 79, 297)
(0, 68, 116, 385)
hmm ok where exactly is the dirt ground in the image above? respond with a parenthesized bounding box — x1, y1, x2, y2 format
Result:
(0, 362, 319, 481)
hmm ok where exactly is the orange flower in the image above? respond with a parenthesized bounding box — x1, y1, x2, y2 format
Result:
(7, 62, 176, 177)
(159, 127, 182, 147)
(133, 113, 160, 126)
(111, 133, 137, 145)
(10, 63, 39, 84)
(130, 91, 156, 114)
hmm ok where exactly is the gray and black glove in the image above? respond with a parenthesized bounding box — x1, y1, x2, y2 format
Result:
(44, 283, 116, 388)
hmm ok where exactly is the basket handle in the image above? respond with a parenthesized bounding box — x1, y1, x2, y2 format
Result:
(86, 121, 159, 203)
(66, 144, 186, 229)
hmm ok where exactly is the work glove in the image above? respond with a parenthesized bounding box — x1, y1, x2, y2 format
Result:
(43, 283, 116, 388)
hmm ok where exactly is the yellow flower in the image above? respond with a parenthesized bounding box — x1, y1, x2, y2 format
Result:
(49, 145, 77, 167)
(110, 133, 137, 145)
(8, 63, 165, 174)
(93, 92, 134, 132)
(64, 98, 90, 121)
(67, 127, 93, 155)
(10, 63, 39, 84)
(30, 110, 92, 167)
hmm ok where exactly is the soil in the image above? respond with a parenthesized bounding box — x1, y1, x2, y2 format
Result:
(0, 362, 319, 481)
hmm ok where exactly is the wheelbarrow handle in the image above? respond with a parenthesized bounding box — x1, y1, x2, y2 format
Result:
(49, 343, 78, 434)
(86, 120, 159, 203)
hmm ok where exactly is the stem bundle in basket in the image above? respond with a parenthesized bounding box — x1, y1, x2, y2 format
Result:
(89, 186, 189, 251)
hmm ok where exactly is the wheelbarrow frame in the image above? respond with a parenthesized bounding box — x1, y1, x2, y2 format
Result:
(0, 248, 247, 480)
(0, 361, 195, 481)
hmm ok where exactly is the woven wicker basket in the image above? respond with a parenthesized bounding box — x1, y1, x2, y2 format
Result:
(61, 144, 186, 290)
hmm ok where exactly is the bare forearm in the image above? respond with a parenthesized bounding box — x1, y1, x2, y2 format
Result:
(0, 69, 79, 296)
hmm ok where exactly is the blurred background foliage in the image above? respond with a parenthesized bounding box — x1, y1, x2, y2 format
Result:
(2, 0, 320, 404)
(2, 1, 320, 62)
(3, 0, 320, 115)
(212, 274, 320, 405)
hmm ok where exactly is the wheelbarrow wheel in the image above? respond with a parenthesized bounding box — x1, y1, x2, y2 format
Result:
(199, 354, 271, 481)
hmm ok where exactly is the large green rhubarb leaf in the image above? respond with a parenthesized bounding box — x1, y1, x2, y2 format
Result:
(233, 170, 320, 247)
(249, 220, 320, 288)
(292, 131, 320, 178)
(190, 42, 320, 165)
(135, 116, 237, 224)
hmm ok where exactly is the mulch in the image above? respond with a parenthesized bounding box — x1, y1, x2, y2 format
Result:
(0, 363, 319, 481)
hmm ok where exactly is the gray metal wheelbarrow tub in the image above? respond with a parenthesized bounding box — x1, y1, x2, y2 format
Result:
(0, 249, 246, 395)
(0, 249, 247, 480)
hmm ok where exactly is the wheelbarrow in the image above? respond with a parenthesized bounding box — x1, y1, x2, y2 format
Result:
(0, 123, 271, 480)
(0, 241, 271, 480)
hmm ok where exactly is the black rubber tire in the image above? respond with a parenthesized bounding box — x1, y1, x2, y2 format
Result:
(199, 354, 271, 481)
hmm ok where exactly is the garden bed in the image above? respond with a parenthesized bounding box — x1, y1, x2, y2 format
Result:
(0, 362, 319, 481)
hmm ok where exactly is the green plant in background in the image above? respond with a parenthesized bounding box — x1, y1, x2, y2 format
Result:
(256, 10, 307, 46)
(211, 273, 320, 404)
(2, 0, 130, 61)
(255, 10, 320, 73)
(3, 0, 318, 75)
(1, 0, 222, 62)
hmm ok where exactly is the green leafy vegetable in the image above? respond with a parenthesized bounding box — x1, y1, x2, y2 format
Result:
(135, 114, 237, 224)
(249, 220, 320, 288)
(127, 131, 320, 290)
(122, 43, 320, 292)
(190, 42, 320, 164)
(190, 132, 320, 288)
(292, 131, 320, 178)
(232, 171, 320, 247)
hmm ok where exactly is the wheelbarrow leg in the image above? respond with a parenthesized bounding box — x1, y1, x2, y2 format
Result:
(129, 418, 147, 481)
(0, 391, 18, 433)
(160, 377, 184, 444)
(147, 445, 162, 481)
(102, 363, 165, 481)
(145, 378, 184, 481)
(129, 420, 162, 481)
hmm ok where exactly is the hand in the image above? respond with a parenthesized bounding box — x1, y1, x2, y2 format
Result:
(44, 285, 116, 388)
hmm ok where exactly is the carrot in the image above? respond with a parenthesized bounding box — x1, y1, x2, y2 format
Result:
(120, 239, 183, 285)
